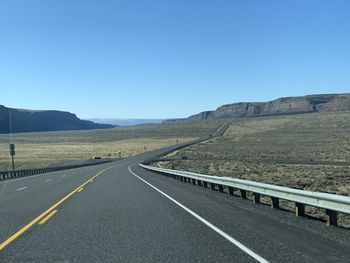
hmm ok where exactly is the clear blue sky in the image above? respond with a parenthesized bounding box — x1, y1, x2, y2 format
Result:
(1, 0, 349, 119)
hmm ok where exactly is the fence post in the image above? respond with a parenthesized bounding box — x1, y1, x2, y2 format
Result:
(228, 187, 234, 195)
(295, 203, 305, 217)
(326, 209, 337, 226)
(271, 197, 280, 209)
(253, 193, 260, 204)
(240, 190, 247, 199)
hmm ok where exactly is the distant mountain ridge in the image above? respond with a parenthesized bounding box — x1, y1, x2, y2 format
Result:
(189, 93, 350, 120)
(87, 118, 165, 126)
(0, 105, 114, 134)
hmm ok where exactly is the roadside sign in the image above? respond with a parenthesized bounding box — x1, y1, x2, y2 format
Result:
(9, 144, 15, 156)
(9, 144, 15, 170)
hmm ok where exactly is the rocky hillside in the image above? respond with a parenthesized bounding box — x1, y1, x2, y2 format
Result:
(189, 93, 350, 119)
(0, 105, 114, 133)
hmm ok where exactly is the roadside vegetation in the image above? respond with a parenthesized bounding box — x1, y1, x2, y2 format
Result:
(154, 111, 350, 227)
(0, 120, 226, 170)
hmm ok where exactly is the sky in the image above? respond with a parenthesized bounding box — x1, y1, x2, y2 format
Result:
(1, 0, 349, 119)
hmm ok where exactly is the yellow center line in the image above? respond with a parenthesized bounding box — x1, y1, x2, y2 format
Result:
(77, 188, 84, 192)
(38, 210, 58, 225)
(0, 166, 114, 250)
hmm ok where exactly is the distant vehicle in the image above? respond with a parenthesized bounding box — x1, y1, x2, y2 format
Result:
(94, 156, 102, 160)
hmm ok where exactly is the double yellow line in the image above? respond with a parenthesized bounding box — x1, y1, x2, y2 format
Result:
(0, 166, 113, 250)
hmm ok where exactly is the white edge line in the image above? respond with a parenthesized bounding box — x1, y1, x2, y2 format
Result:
(16, 187, 28, 191)
(0, 172, 47, 185)
(0, 170, 62, 185)
(128, 165, 269, 263)
(0, 163, 121, 185)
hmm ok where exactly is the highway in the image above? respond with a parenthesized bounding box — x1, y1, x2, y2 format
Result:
(0, 145, 349, 262)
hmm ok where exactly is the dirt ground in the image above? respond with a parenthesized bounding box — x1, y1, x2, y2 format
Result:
(154, 111, 350, 227)
(0, 120, 225, 170)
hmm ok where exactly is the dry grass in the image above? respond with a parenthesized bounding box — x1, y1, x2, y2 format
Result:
(0, 138, 193, 170)
(0, 119, 225, 170)
(155, 111, 350, 227)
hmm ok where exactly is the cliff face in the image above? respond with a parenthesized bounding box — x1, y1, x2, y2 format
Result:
(0, 105, 114, 134)
(188, 111, 214, 120)
(189, 93, 350, 119)
(318, 94, 350, 111)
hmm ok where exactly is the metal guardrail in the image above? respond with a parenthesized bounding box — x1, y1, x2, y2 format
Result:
(0, 159, 115, 181)
(140, 164, 350, 226)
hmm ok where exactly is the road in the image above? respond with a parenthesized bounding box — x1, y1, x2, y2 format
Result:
(0, 145, 349, 262)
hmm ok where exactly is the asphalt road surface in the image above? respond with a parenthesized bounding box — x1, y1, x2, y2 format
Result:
(0, 145, 349, 262)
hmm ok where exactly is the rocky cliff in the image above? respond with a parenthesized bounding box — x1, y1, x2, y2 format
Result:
(189, 93, 350, 119)
(0, 105, 114, 133)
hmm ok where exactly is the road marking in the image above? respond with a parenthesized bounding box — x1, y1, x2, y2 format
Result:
(16, 187, 28, 191)
(128, 165, 269, 263)
(77, 188, 84, 192)
(0, 166, 114, 251)
(38, 210, 57, 225)
(0, 171, 67, 185)
(0, 164, 100, 185)
(0, 173, 46, 185)
(46, 179, 53, 182)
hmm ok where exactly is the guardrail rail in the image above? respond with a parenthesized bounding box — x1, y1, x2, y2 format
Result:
(0, 159, 116, 181)
(140, 164, 350, 226)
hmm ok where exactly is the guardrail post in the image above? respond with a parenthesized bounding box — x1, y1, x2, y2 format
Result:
(140, 165, 350, 228)
(228, 187, 234, 195)
(240, 190, 247, 199)
(295, 203, 305, 217)
(326, 209, 337, 226)
(271, 197, 279, 209)
(253, 193, 260, 204)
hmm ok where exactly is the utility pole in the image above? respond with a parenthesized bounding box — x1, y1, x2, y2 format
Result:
(9, 144, 15, 170)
